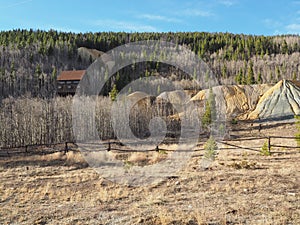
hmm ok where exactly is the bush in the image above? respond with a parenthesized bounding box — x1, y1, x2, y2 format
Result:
(261, 140, 271, 156)
(109, 84, 118, 101)
(231, 118, 238, 125)
(203, 136, 218, 160)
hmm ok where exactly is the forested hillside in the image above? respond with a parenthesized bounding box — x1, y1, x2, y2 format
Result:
(1, 29, 300, 98)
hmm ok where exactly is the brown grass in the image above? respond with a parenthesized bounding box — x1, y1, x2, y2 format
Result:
(0, 123, 299, 224)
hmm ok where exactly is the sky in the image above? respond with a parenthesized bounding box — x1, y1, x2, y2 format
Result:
(1, 0, 300, 35)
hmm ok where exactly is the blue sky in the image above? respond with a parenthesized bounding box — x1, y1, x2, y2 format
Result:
(1, 0, 300, 35)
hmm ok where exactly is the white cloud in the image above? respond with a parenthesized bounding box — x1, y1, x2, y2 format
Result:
(262, 18, 288, 35)
(263, 20, 300, 35)
(0, 0, 33, 9)
(180, 9, 214, 17)
(138, 14, 181, 23)
(286, 23, 300, 34)
(217, 0, 236, 6)
(263, 19, 282, 29)
(92, 20, 159, 32)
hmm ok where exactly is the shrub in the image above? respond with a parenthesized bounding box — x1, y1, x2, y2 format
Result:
(203, 136, 218, 160)
(231, 118, 238, 125)
(229, 160, 257, 169)
(261, 140, 271, 156)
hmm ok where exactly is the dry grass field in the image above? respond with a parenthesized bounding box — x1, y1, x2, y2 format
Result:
(0, 122, 299, 225)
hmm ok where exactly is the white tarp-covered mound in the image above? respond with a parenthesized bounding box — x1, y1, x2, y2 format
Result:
(248, 80, 300, 120)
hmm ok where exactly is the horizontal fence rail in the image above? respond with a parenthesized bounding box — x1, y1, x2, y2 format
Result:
(1, 135, 300, 158)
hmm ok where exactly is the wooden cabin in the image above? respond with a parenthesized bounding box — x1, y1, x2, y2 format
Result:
(57, 70, 86, 96)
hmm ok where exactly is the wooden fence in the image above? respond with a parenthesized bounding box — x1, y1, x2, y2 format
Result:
(1, 135, 299, 158)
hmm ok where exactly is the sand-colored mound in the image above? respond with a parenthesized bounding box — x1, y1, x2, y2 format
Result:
(248, 80, 300, 120)
(124, 81, 300, 122)
(190, 90, 206, 101)
(190, 84, 272, 119)
(224, 84, 272, 118)
(158, 90, 189, 105)
(127, 91, 151, 103)
(158, 90, 189, 113)
(77, 47, 103, 61)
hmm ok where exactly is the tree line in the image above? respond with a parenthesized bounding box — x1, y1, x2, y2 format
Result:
(2, 29, 299, 59)
(1, 29, 300, 99)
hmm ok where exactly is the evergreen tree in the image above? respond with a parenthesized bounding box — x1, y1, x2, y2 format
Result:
(270, 72, 274, 83)
(235, 69, 243, 84)
(109, 84, 118, 101)
(281, 40, 288, 54)
(275, 66, 281, 81)
(203, 136, 218, 160)
(51, 67, 57, 79)
(202, 88, 216, 128)
(221, 64, 227, 78)
(292, 71, 297, 81)
(246, 61, 255, 84)
(257, 71, 263, 84)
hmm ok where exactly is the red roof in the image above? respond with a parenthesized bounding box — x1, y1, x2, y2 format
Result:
(57, 70, 86, 81)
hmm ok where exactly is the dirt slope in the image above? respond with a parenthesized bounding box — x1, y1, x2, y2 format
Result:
(190, 84, 272, 119)
(77, 47, 103, 61)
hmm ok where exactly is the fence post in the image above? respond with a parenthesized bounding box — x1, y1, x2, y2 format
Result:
(64, 142, 68, 154)
(108, 142, 111, 151)
(268, 136, 271, 154)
